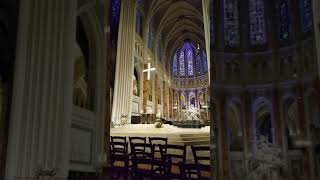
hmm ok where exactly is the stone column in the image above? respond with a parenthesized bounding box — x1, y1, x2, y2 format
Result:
(298, 84, 316, 180)
(240, 91, 249, 179)
(312, 0, 320, 78)
(111, 0, 136, 125)
(160, 79, 164, 116)
(215, 89, 230, 180)
(178, 91, 181, 119)
(5, 0, 77, 179)
(202, 0, 210, 82)
(142, 64, 148, 113)
(166, 84, 170, 118)
(152, 74, 157, 113)
(162, 81, 167, 117)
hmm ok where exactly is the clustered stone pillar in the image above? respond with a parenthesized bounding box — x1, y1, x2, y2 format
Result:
(111, 0, 136, 125)
(142, 64, 148, 113)
(5, 0, 77, 179)
(152, 74, 158, 113)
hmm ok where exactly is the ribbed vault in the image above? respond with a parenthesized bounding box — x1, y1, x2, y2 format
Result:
(141, 0, 206, 72)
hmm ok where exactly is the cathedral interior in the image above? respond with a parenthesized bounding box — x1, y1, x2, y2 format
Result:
(0, 0, 320, 180)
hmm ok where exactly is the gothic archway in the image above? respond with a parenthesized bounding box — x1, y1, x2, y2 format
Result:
(226, 101, 243, 151)
(253, 97, 274, 143)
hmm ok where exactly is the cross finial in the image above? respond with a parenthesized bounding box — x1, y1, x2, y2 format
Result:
(143, 63, 155, 80)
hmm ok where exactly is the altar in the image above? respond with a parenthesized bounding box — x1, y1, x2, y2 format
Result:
(131, 113, 156, 124)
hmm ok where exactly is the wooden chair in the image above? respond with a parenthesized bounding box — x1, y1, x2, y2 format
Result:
(130, 157, 168, 180)
(111, 136, 127, 143)
(131, 143, 167, 179)
(149, 137, 168, 172)
(160, 144, 186, 178)
(130, 142, 154, 160)
(149, 137, 168, 159)
(179, 163, 211, 180)
(129, 137, 147, 156)
(110, 141, 129, 180)
(191, 146, 211, 178)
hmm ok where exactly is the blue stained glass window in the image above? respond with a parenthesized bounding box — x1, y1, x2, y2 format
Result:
(300, 0, 312, 33)
(279, 0, 290, 41)
(173, 53, 178, 76)
(148, 27, 154, 49)
(139, 14, 143, 36)
(249, 0, 267, 45)
(224, 0, 240, 47)
(187, 48, 193, 76)
(179, 51, 185, 76)
(136, 10, 140, 34)
(196, 50, 201, 75)
(202, 50, 208, 72)
(158, 35, 162, 61)
(111, 0, 121, 47)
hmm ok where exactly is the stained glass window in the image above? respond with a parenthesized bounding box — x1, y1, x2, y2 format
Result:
(179, 50, 185, 76)
(139, 14, 143, 36)
(279, 0, 290, 41)
(196, 50, 201, 75)
(148, 27, 154, 49)
(136, 10, 140, 34)
(187, 48, 193, 76)
(202, 50, 208, 72)
(224, 0, 240, 47)
(111, 0, 121, 47)
(173, 53, 178, 76)
(158, 34, 162, 61)
(249, 0, 266, 45)
(299, 0, 312, 33)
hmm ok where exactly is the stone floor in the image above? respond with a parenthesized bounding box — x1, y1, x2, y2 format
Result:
(111, 124, 211, 163)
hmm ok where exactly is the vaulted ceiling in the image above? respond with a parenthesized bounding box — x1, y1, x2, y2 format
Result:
(141, 0, 206, 69)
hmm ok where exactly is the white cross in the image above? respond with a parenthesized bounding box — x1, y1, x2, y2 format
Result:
(143, 63, 155, 80)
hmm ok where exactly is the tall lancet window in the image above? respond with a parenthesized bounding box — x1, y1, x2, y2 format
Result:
(224, 0, 240, 47)
(249, 0, 266, 45)
(136, 10, 140, 33)
(136, 6, 143, 37)
(173, 53, 178, 76)
(299, 0, 312, 33)
(158, 33, 163, 61)
(196, 49, 201, 75)
(147, 26, 154, 50)
(111, 0, 121, 46)
(179, 50, 186, 77)
(187, 48, 193, 76)
(202, 50, 208, 73)
(279, 0, 291, 41)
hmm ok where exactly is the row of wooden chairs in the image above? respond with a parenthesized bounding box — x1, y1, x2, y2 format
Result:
(110, 136, 211, 179)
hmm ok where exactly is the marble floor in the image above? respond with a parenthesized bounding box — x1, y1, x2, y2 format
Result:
(110, 124, 210, 146)
(111, 124, 211, 164)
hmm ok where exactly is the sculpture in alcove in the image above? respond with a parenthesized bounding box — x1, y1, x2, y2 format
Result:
(181, 94, 186, 109)
(73, 44, 88, 109)
(73, 18, 93, 110)
(227, 103, 243, 151)
(133, 69, 139, 96)
(190, 96, 196, 108)
(256, 112, 273, 143)
(285, 99, 299, 136)
(199, 92, 205, 109)
(189, 92, 196, 108)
